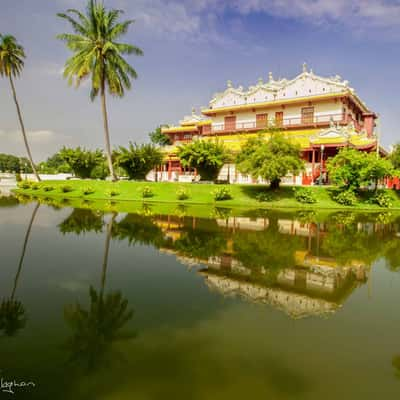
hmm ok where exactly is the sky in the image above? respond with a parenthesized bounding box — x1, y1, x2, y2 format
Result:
(0, 0, 399, 161)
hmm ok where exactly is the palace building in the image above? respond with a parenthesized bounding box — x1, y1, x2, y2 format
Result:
(156, 64, 386, 185)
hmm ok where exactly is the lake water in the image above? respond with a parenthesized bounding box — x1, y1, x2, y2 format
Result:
(0, 196, 400, 399)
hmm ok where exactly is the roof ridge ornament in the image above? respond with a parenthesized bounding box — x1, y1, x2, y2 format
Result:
(302, 62, 308, 73)
(227, 80, 232, 88)
(268, 71, 273, 83)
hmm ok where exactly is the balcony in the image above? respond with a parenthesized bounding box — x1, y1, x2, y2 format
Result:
(209, 113, 346, 134)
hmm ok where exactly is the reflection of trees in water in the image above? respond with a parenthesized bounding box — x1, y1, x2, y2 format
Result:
(58, 209, 104, 235)
(384, 237, 400, 272)
(64, 286, 135, 372)
(57, 206, 400, 273)
(233, 219, 305, 283)
(393, 355, 400, 379)
(0, 195, 19, 208)
(321, 217, 400, 268)
(64, 214, 135, 372)
(321, 225, 382, 266)
(174, 228, 226, 259)
(0, 203, 40, 336)
(112, 213, 165, 247)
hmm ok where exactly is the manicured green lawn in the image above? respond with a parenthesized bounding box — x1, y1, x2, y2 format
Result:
(13, 179, 400, 211)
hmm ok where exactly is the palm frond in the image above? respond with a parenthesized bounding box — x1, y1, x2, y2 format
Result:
(0, 34, 26, 78)
(57, 12, 88, 35)
(57, 0, 143, 99)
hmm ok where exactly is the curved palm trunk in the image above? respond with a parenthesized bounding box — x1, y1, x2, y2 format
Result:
(101, 81, 117, 182)
(100, 213, 116, 298)
(9, 75, 41, 182)
(11, 202, 40, 299)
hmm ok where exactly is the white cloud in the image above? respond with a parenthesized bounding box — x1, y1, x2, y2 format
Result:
(204, 0, 400, 32)
(129, 0, 400, 39)
(0, 129, 59, 142)
(0, 129, 73, 160)
(40, 62, 64, 77)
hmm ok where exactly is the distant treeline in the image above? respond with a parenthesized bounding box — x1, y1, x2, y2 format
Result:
(0, 153, 33, 173)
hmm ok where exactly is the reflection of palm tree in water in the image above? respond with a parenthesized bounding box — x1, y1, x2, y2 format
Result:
(393, 355, 400, 378)
(0, 202, 40, 336)
(64, 213, 135, 372)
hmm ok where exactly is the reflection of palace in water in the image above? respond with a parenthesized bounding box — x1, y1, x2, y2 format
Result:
(200, 254, 367, 319)
(154, 215, 375, 319)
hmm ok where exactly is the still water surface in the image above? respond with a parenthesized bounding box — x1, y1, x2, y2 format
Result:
(0, 197, 400, 399)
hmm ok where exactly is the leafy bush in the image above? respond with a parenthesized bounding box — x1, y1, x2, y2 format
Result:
(82, 186, 95, 196)
(18, 180, 32, 189)
(15, 173, 22, 182)
(90, 162, 108, 180)
(369, 191, 393, 208)
(213, 187, 232, 201)
(60, 185, 73, 193)
(293, 187, 317, 204)
(333, 190, 357, 206)
(114, 143, 163, 180)
(106, 188, 120, 197)
(141, 186, 154, 198)
(59, 147, 105, 179)
(176, 187, 190, 200)
(256, 191, 272, 202)
(31, 183, 40, 190)
(43, 185, 54, 192)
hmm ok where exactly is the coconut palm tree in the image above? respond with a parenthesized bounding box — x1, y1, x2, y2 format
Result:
(57, 0, 144, 181)
(0, 34, 40, 181)
(0, 202, 40, 336)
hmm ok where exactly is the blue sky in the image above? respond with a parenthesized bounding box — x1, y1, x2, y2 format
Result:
(0, 0, 399, 160)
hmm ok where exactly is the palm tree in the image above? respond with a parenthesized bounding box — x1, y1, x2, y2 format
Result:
(0, 202, 40, 336)
(0, 34, 41, 181)
(57, 0, 144, 181)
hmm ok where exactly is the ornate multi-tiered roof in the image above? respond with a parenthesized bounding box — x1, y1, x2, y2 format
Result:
(204, 63, 369, 114)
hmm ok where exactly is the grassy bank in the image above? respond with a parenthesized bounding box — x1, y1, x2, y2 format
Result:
(13, 179, 400, 211)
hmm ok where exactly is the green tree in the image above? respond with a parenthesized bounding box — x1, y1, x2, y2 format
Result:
(0, 34, 40, 181)
(59, 147, 105, 179)
(361, 153, 394, 191)
(178, 140, 227, 181)
(236, 134, 304, 189)
(0, 153, 20, 172)
(149, 126, 171, 146)
(390, 144, 400, 171)
(57, 0, 144, 181)
(38, 151, 72, 174)
(113, 142, 163, 180)
(327, 148, 369, 190)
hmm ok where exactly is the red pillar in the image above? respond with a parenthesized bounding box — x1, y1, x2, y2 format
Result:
(311, 149, 315, 180)
(168, 159, 172, 181)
